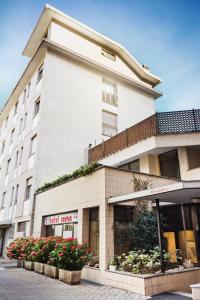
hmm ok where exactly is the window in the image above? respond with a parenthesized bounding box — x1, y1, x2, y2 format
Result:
(1, 141, 5, 154)
(5, 116, 9, 128)
(119, 159, 140, 172)
(23, 113, 27, 130)
(14, 101, 18, 116)
(101, 48, 116, 61)
(89, 207, 99, 256)
(102, 111, 117, 137)
(102, 79, 117, 106)
(19, 118, 23, 134)
(6, 159, 11, 175)
(1, 192, 6, 208)
(18, 221, 26, 232)
(10, 128, 15, 144)
(37, 64, 43, 83)
(34, 97, 40, 117)
(25, 177, 32, 200)
(23, 88, 27, 103)
(19, 146, 23, 165)
(15, 151, 19, 169)
(10, 187, 14, 206)
(30, 135, 37, 156)
(14, 184, 19, 204)
(159, 150, 180, 179)
(27, 82, 31, 98)
(187, 146, 200, 169)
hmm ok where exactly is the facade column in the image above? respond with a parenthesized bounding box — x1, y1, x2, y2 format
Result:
(155, 199, 165, 273)
(77, 208, 89, 243)
(99, 202, 114, 271)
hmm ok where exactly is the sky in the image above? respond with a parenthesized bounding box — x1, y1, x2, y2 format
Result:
(0, 0, 200, 112)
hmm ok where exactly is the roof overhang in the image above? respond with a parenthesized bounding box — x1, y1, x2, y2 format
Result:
(23, 4, 161, 86)
(0, 220, 12, 227)
(108, 181, 200, 205)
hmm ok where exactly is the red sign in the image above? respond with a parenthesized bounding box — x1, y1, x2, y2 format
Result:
(44, 211, 78, 225)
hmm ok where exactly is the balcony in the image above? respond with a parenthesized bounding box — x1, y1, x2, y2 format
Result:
(89, 109, 200, 162)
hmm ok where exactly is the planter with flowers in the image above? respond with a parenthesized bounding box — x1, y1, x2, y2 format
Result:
(6, 237, 29, 268)
(48, 238, 92, 285)
(109, 258, 117, 271)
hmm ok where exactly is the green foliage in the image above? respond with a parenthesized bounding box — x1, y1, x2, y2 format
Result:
(48, 238, 92, 271)
(133, 176, 151, 191)
(36, 162, 101, 193)
(117, 247, 170, 274)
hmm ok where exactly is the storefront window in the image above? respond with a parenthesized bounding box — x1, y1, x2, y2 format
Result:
(89, 207, 99, 256)
(159, 149, 180, 179)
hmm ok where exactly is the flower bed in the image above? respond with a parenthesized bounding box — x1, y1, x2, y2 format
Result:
(6, 237, 92, 284)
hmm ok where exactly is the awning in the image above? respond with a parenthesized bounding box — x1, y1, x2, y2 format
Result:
(0, 220, 12, 228)
(108, 181, 200, 205)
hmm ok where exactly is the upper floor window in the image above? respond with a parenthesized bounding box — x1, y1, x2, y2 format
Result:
(187, 146, 200, 170)
(25, 177, 32, 200)
(19, 118, 23, 134)
(23, 113, 27, 130)
(27, 82, 31, 98)
(1, 141, 5, 154)
(14, 101, 18, 116)
(37, 64, 43, 83)
(10, 187, 14, 206)
(102, 79, 117, 106)
(10, 128, 15, 144)
(6, 158, 11, 175)
(15, 151, 19, 169)
(159, 149, 180, 179)
(30, 135, 37, 156)
(19, 146, 23, 166)
(1, 192, 6, 209)
(102, 110, 117, 137)
(119, 159, 140, 172)
(101, 48, 116, 61)
(23, 88, 27, 103)
(34, 97, 40, 117)
(14, 184, 19, 204)
(5, 116, 9, 128)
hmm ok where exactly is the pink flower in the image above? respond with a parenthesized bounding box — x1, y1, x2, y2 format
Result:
(58, 252, 63, 257)
(31, 251, 36, 256)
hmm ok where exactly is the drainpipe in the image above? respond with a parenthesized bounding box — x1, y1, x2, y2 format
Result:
(155, 199, 165, 273)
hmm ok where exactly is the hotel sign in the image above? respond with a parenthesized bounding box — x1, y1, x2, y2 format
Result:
(44, 211, 78, 225)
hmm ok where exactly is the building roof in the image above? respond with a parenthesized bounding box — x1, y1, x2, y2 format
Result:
(23, 4, 161, 87)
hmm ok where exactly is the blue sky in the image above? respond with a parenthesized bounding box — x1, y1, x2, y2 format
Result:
(0, 0, 200, 111)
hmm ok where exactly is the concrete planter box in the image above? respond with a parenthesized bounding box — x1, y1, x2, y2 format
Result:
(34, 262, 44, 274)
(44, 264, 58, 279)
(17, 260, 24, 268)
(24, 261, 34, 271)
(191, 283, 200, 300)
(59, 269, 82, 285)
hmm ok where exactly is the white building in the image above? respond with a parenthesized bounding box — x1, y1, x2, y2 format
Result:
(0, 5, 161, 254)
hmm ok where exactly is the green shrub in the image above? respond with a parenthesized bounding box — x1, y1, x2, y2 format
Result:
(36, 162, 101, 193)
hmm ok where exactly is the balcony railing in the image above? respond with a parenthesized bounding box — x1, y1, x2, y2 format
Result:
(88, 109, 200, 162)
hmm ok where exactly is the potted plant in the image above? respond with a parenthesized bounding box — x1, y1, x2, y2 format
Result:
(49, 238, 92, 284)
(6, 238, 28, 268)
(109, 258, 117, 271)
(43, 237, 62, 278)
(23, 238, 36, 271)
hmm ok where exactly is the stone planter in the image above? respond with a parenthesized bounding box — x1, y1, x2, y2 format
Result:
(24, 261, 34, 271)
(109, 265, 117, 271)
(44, 264, 58, 279)
(34, 262, 44, 274)
(17, 260, 24, 268)
(59, 269, 82, 285)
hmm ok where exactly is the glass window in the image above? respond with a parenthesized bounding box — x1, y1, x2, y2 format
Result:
(10, 187, 14, 206)
(23, 113, 27, 130)
(14, 101, 18, 116)
(119, 159, 140, 172)
(187, 146, 200, 169)
(30, 135, 37, 155)
(1, 192, 6, 208)
(18, 222, 26, 232)
(6, 158, 11, 175)
(102, 110, 117, 137)
(34, 98, 40, 117)
(14, 184, 19, 204)
(102, 79, 117, 106)
(159, 149, 180, 179)
(1, 141, 5, 154)
(37, 64, 43, 83)
(27, 82, 31, 98)
(19, 146, 23, 165)
(10, 128, 15, 144)
(15, 151, 19, 169)
(25, 177, 32, 199)
(89, 207, 99, 256)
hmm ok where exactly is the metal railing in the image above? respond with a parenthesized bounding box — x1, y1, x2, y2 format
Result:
(88, 109, 200, 162)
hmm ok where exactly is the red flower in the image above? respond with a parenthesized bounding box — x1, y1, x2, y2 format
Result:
(71, 246, 76, 251)
(58, 252, 64, 257)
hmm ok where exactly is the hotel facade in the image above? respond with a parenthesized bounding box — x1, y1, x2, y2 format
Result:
(0, 5, 200, 295)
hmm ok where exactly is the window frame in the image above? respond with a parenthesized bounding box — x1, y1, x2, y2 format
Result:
(102, 110, 118, 137)
(102, 78, 118, 106)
